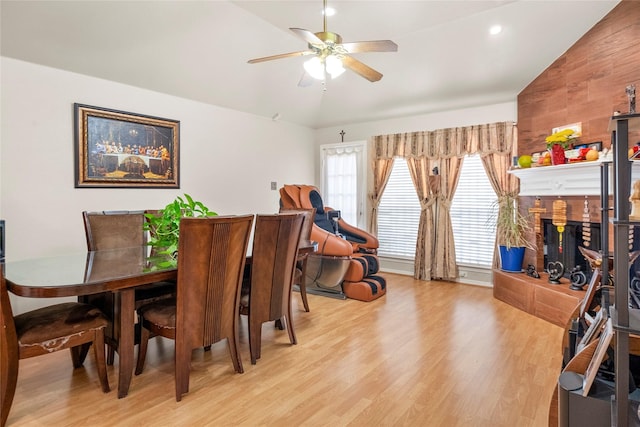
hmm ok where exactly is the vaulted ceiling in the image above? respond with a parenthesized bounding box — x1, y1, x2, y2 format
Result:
(0, 1, 619, 129)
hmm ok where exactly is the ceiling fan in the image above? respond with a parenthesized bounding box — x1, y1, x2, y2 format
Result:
(247, 0, 397, 84)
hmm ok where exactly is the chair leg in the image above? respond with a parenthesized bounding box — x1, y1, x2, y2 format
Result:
(174, 334, 190, 402)
(286, 303, 297, 345)
(1, 348, 19, 427)
(92, 329, 110, 393)
(249, 318, 262, 365)
(135, 325, 150, 375)
(299, 283, 310, 312)
(70, 342, 92, 368)
(299, 258, 310, 312)
(228, 322, 244, 374)
(107, 344, 116, 366)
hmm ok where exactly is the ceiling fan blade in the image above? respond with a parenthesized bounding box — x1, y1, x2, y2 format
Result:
(247, 50, 314, 64)
(341, 40, 398, 53)
(342, 55, 383, 82)
(290, 28, 325, 46)
(298, 71, 315, 88)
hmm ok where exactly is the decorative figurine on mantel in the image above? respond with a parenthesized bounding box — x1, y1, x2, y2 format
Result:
(569, 265, 588, 290)
(528, 197, 547, 271)
(630, 179, 640, 221)
(547, 261, 565, 284)
(526, 264, 540, 279)
(627, 84, 636, 114)
(553, 199, 567, 254)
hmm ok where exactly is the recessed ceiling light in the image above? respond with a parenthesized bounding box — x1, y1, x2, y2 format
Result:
(324, 7, 336, 17)
(489, 25, 502, 35)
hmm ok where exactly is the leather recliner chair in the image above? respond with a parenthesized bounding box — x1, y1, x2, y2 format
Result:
(279, 184, 386, 302)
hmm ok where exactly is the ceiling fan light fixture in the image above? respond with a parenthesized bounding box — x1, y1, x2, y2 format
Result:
(247, 0, 396, 84)
(304, 56, 326, 80)
(325, 55, 345, 79)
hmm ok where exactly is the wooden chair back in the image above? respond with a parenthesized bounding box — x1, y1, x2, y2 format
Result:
(81, 209, 174, 365)
(173, 215, 254, 399)
(279, 208, 314, 244)
(247, 213, 304, 363)
(1, 264, 19, 427)
(279, 208, 315, 312)
(83, 210, 146, 250)
(176, 215, 254, 350)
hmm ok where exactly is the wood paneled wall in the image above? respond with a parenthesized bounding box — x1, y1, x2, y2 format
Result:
(516, 1, 640, 269)
(517, 0, 640, 156)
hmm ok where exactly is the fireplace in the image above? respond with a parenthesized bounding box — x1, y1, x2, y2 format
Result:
(543, 219, 601, 277)
(543, 218, 640, 279)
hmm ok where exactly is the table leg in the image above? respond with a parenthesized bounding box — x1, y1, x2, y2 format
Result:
(118, 288, 134, 398)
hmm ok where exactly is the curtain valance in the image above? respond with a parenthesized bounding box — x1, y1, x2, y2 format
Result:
(372, 121, 516, 159)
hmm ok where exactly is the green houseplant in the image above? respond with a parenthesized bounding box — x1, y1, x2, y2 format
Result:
(493, 192, 534, 272)
(144, 194, 217, 267)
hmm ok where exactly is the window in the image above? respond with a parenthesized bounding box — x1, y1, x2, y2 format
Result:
(321, 142, 366, 227)
(450, 154, 497, 267)
(377, 159, 420, 258)
(376, 154, 497, 267)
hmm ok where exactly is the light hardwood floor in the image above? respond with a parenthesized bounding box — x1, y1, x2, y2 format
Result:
(5, 273, 564, 426)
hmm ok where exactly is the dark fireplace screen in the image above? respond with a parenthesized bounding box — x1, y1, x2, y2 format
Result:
(543, 219, 601, 278)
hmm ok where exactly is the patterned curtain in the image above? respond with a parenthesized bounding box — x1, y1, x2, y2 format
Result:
(405, 156, 439, 280)
(371, 122, 516, 281)
(369, 157, 395, 236)
(480, 124, 519, 268)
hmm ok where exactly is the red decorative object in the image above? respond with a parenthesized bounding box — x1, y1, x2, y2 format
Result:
(550, 144, 567, 165)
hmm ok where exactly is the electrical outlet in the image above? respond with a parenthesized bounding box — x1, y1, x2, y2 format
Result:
(271, 181, 277, 190)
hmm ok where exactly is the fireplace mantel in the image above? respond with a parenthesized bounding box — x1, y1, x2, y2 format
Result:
(509, 159, 640, 196)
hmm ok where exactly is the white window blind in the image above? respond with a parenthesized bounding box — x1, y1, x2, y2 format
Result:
(377, 159, 420, 258)
(450, 154, 497, 267)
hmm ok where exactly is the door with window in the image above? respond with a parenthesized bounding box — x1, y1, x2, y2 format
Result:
(320, 142, 367, 228)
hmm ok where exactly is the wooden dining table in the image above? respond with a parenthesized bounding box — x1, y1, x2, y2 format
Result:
(3, 246, 177, 398)
(3, 240, 316, 399)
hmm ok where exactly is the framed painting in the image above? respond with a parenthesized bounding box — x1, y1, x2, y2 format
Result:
(74, 103, 180, 188)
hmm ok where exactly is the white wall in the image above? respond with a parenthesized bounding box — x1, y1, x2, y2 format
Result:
(1, 57, 316, 312)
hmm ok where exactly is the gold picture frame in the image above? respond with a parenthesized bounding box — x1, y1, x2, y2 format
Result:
(74, 103, 180, 188)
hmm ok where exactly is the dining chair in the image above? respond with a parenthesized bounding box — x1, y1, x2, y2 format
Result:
(1, 264, 110, 427)
(134, 215, 254, 401)
(81, 210, 176, 364)
(279, 208, 315, 312)
(240, 213, 304, 364)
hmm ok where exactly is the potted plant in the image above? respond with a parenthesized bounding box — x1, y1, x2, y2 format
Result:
(145, 194, 217, 267)
(493, 192, 534, 272)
